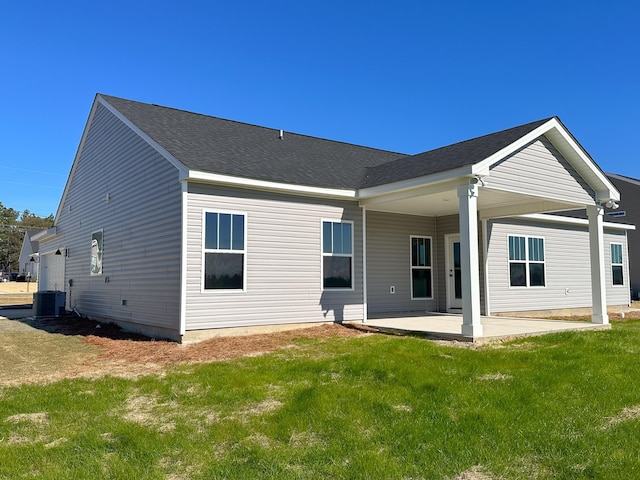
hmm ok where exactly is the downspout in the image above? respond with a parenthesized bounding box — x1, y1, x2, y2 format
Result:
(362, 205, 368, 323)
(179, 181, 188, 337)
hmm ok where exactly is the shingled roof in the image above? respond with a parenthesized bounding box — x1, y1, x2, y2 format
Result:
(100, 95, 405, 190)
(100, 94, 554, 190)
(361, 117, 554, 188)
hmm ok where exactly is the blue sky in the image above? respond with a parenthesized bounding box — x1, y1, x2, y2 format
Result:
(2, 0, 639, 218)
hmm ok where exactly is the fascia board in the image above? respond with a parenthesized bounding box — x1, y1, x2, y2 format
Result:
(357, 165, 475, 199)
(517, 213, 635, 230)
(359, 178, 468, 207)
(98, 96, 189, 178)
(543, 121, 619, 202)
(55, 95, 191, 224)
(474, 118, 559, 173)
(53, 97, 101, 223)
(186, 170, 357, 199)
(476, 118, 619, 202)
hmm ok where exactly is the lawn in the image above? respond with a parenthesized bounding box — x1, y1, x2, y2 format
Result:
(2, 322, 640, 479)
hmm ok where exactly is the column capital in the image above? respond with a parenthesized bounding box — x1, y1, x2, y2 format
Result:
(587, 204, 605, 218)
(457, 181, 479, 199)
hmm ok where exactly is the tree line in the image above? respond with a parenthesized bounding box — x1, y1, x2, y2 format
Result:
(0, 202, 54, 274)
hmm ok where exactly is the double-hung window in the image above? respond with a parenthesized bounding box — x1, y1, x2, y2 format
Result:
(611, 243, 624, 286)
(508, 235, 545, 287)
(322, 221, 353, 289)
(411, 236, 432, 299)
(203, 211, 245, 290)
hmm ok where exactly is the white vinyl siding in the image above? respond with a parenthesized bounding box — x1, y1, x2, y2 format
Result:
(185, 184, 364, 329)
(489, 137, 595, 205)
(366, 211, 437, 314)
(38, 103, 182, 335)
(487, 219, 630, 312)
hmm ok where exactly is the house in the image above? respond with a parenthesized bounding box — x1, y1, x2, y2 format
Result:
(18, 230, 39, 280)
(34, 94, 632, 341)
(605, 173, 640, 299)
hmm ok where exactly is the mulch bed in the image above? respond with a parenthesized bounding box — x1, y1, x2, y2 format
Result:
(27, 315, 372, 366)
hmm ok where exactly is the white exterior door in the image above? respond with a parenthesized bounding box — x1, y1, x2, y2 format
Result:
(446, 234, 463, 310)
(40, 252, 65, 291)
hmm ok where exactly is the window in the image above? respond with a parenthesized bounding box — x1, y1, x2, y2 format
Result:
(90, 229, 103, 276)
(508, 235, 545, 287)
(411, 236, 432, 299)
(611, 243, 624, 286)
(203, 212, 245, 290)
(322, 221, 353, 289)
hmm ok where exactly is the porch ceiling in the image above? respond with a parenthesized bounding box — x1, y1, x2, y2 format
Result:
(361, 185, 584, 218)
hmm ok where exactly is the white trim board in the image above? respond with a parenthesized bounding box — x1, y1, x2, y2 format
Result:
(516, 213, 635, 230)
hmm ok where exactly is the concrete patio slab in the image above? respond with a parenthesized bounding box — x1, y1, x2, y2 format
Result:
(362, 312, 610, 343)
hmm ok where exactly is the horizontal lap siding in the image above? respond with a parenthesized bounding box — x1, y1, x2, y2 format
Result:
(366, 211, 436, 314)
(487, 219, 629, 312)
(39, 104, 182, 331)
(434, 215, 486, 313)
(185, 185, 363, 329)
(489, 137, 595, 204)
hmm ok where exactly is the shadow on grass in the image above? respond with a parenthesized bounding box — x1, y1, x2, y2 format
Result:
(1, 305, 162, 343)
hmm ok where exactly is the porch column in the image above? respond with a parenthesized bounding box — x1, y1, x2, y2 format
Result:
(587, 205, 609, 324)
(458, 181, 483, 337)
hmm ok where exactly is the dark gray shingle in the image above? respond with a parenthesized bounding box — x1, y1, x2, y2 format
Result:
(360, 118, 554, 188)
(100, 95, 554, 190)
(100, 95, 405, 190)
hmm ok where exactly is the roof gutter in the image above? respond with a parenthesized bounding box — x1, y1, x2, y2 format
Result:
(185, 170, 357, 199)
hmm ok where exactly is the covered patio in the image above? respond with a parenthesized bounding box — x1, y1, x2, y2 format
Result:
(359, 117, 622, 339)
(363, 312, 610, 343)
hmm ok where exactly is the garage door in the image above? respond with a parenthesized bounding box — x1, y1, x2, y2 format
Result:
(40, 253, 65, 291)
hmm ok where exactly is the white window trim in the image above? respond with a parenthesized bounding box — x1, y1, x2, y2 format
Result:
(90, 228, 104, 277)
(321, 219, 355, 292)
(201, 209, 247, 293)
(507, 234, 546, 289)
(611, 242, 625, 287)
(410, 235, 433, 300)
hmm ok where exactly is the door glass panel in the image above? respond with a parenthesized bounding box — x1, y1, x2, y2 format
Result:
(453, 242, 462, 299)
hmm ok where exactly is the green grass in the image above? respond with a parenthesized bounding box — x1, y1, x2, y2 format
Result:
(3, 323, 640, 479)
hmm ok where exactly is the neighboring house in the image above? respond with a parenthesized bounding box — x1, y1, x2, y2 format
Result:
(17, 229, 39, 280)
(605, 173, 640, 299)
(34, 94, 631, 341)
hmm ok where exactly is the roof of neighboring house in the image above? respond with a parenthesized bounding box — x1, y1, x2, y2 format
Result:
(100, 95, 556, 190)
(25, 229, 40, 251)
(607, 172, 640, 186)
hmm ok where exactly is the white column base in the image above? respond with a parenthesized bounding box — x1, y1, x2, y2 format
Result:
(591, 313, 609, 325)
(461, 323, 483, 337)
(458, 182, 483, 340)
